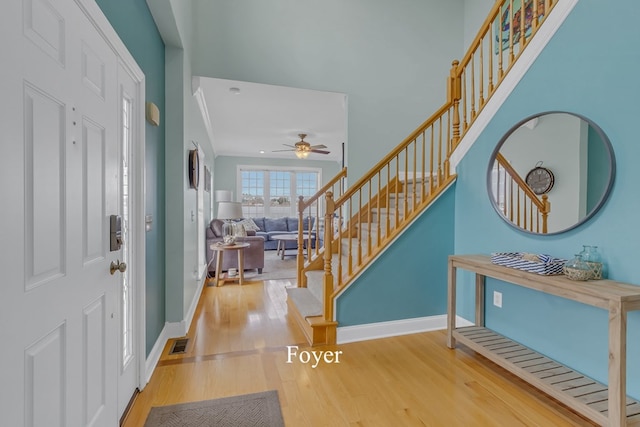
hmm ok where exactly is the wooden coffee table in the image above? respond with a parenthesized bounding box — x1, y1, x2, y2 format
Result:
(271, 234, 316, 260)
(209, 242, 250, 286)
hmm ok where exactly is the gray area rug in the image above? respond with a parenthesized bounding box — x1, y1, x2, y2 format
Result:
(144, 390, 285, 427)
(244, 250, 297, 281)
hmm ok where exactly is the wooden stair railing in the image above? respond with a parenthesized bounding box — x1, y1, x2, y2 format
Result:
(291, 0, 559, 334)
(493, 152, 550, 233)
(452, 0, 557, 151)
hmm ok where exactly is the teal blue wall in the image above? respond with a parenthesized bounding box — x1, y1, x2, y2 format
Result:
(454, 0, 640, 398)
(191, 0, 466, 183)
(95, 0, 166, 356)
(337, 185, 455, 325)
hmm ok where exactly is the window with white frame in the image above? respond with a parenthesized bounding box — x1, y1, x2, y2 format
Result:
(239, 167, 321, 218)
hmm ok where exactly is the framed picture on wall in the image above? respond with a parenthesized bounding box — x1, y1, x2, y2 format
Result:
(495, 0, 546, 53)
(188, 149, 199, 189)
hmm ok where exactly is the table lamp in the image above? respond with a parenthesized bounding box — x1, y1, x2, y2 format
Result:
(216, 201, 243, 244)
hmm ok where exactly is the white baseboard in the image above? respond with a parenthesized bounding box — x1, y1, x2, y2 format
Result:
(144, 274, 207, 383)
(456, 316, 474, 328)
(184, 272, 207, 335)
(144, 322, 179, 383)
(336, 314, 474, 344)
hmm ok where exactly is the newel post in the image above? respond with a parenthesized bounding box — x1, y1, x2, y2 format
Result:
(297, 195, 305, 287)
(323, 191, 335, 321)
(541, 195, 550, 234)
(448, 60, 462, 162)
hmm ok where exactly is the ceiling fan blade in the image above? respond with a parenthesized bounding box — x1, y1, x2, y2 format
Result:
(282, 144, 297, 148)
(311, 149, 330, 154)
(272, 149, 296, 152)
(309, 144, 327, 150)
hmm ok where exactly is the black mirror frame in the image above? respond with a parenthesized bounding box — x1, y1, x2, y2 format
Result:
(486, 111, 616, 235)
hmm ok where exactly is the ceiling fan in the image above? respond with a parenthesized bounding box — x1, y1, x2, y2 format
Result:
(273, 133, 330, 159)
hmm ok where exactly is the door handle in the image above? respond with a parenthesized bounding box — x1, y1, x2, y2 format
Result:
(110, 260, 127, 275)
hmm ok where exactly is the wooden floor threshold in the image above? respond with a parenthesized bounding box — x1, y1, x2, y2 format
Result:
(454, 326, 640, 426)
(286, 297, 337, 346)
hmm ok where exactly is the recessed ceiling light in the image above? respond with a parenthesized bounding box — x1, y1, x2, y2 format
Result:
(259, 150, 265, 154)
(229, 87, 241, 94)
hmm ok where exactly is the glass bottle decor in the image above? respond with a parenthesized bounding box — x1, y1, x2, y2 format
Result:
(579, 245, 603, 279)
(563, 254, 591, 281)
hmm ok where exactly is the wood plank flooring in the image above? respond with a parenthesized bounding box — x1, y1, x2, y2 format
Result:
(122, 278, 596, 426)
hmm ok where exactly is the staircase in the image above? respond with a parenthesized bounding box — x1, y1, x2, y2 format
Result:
(493, 152, 551, 233)
(288, 0, 562, 346)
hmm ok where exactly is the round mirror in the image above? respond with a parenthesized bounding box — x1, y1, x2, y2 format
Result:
(487, 112, 615, 235)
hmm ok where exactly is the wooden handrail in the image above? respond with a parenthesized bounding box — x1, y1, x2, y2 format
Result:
(335, 104, 452, 207)
(298, 167, 347, 213)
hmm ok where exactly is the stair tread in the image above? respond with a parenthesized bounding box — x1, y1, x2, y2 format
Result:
(398, 175, 433, 183)
(387, 192, 423, 198)
(286, 287, 323, 318)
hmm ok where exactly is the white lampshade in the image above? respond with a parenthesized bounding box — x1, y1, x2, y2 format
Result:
(217, 201, 243, 220)
(215, 190, 233, 202)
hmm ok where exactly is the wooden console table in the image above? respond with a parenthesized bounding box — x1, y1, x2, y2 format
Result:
(447, 254, 640, 427)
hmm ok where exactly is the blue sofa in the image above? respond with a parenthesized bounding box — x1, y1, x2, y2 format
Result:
(251, 217, 317, 250)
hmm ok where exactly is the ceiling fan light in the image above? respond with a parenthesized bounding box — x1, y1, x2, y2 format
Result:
(295, 150, 309, 159)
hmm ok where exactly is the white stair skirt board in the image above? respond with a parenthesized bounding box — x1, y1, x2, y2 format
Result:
(449, 0, 579, 172)
(337, 315, 473, 344)
(332, 179, 456, 306)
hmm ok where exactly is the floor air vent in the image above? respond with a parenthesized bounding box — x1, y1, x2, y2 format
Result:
(169, 338, 189, 355)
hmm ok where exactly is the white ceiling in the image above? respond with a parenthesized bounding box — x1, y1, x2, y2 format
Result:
(197, 77, 347, 163)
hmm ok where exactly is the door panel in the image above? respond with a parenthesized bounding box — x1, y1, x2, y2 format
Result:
(83, 295, 107, 426)
(1, 0, 122, 425)
(24, 84, 67, 289)
(23, 0, 66, 66)
(24, 323, 66, 427)
(82, 119, 106, 264)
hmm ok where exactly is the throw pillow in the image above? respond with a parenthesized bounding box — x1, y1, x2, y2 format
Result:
(211, 219, 224, 237)
(238, 218, 260, 231)
(234, 223, 247, 237)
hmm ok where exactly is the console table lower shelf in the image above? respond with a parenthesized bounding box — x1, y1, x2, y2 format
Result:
(454, 326, 640, 426)
(447, 254, 640, 426)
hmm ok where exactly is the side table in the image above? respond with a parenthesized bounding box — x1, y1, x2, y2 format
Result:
(272, 234, 316, 260)
(209, 242, 250, 286)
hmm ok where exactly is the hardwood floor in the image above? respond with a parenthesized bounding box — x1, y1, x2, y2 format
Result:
(122, 277, 596, 426)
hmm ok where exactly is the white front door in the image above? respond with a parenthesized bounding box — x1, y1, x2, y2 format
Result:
(0, 0, 130, 425)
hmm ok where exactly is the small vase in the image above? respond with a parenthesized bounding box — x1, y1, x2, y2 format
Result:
(222, 220, 236, 245)
(579, 245, 603, 279)
(563, 254, 591, 281)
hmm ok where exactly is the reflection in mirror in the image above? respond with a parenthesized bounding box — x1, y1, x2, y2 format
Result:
(487, 112, 615, 235)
